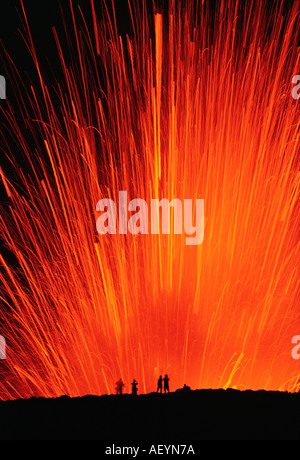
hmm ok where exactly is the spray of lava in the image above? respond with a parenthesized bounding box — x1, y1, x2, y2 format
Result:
(0, 0, 299, 399)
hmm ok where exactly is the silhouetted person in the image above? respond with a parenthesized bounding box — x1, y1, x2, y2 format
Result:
(131, 379, 138, 396)
(157, 375, 163, 393)
(115, 378, 125, 395)
(175, 384, 191, 394)
(182, 384, 191, 391)
(163, 374, 170, 393)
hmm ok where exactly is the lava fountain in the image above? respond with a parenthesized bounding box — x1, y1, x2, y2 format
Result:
(0, 0, 299, 399)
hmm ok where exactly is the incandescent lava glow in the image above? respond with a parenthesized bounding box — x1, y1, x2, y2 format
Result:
(0, 0, 299, 400)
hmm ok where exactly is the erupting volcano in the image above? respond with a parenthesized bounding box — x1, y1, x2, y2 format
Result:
(0, 0, 299, 400)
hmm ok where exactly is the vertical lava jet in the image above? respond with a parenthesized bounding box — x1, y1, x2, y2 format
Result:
(0, 0, 299, 400)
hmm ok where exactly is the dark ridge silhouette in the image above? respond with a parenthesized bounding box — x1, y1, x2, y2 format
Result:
(0, 389, 299, 440)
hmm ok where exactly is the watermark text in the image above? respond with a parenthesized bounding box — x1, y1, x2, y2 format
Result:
(292, 75, 300, 100)
(292, 336, 300, 360)
(96, 192, 204, 246)
(0, 75, 6, 99)
(0, 336, 6, 360)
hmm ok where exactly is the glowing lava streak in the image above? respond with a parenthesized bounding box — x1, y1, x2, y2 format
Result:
(0, 0, 299, 400)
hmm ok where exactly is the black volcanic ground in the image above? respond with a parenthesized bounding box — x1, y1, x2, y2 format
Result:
(0, 389, 299, 440)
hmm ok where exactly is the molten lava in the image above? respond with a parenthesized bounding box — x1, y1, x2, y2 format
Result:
(0, 0, 299, 399)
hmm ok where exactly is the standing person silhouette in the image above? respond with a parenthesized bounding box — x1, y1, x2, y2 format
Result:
(131, 379, 138, 395)
(163, 374, 170, 393)
(157, 375, 163, 393)
(115, 378, 125, 395)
